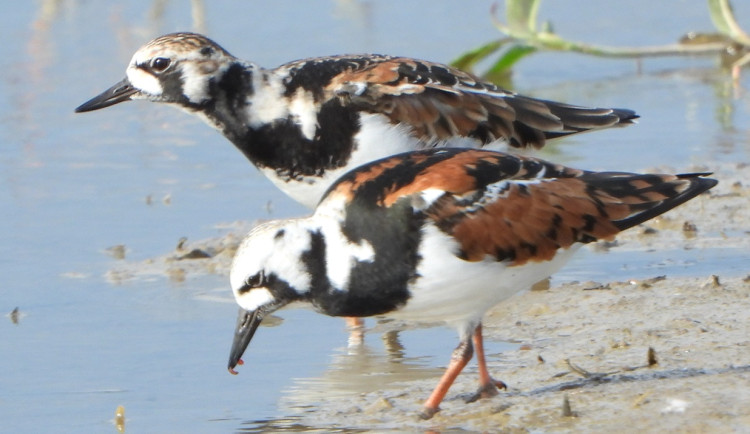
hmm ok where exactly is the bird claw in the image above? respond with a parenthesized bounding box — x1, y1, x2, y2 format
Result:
(493, 378, 508, 390)
(465, 378, 507, 403)
(419, 406, 440, 420)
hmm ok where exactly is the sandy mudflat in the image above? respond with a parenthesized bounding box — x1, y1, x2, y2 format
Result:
(292, 274, 749, 432)
(110, 161, 750, 432)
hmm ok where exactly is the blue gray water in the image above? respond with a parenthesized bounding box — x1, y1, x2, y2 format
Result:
(1, 1, 748, 432)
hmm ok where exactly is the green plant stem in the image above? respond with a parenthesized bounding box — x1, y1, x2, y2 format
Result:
(492, 25, 728, 59)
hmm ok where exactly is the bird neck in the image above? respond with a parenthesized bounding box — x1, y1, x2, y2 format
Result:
(198, 65, 362, 182)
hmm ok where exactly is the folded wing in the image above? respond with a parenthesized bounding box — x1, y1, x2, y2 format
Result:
(322, 56, 638, 149)
(323, 149, 716, 266)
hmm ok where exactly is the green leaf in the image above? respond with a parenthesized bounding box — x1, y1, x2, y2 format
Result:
(487, 44, 538, 76)
(708, 0, 732, 35)
(506, 0, 541, 35)
(707, 0, 750, 45)
(451, 39, 510, 71)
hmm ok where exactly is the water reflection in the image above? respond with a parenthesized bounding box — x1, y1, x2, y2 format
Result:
(149, 0, 207, 34)
(288, 336, 440, 396)
(239, 326, 448, 433)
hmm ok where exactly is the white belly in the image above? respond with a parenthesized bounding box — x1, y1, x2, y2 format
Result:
(388, 224, 581, 328)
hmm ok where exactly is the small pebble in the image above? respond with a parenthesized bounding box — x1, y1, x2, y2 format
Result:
(641, 226, 658, 235)
(178, 249, 212, 260)
(682, 221, 698, 237)
(703, 274, 721, 289)
(531, 278, 550, 291)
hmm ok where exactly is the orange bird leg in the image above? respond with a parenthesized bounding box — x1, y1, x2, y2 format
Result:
(467, 323, 507, 403)
(420, 338, 474, 419)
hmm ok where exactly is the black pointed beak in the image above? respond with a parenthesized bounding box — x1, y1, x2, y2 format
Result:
(75, 78, 139, 113)
(228, 308, 264, 375)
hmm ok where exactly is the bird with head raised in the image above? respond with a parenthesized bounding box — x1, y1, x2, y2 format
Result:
(225, 148, 716, 419)
(75, 32, 638, 209)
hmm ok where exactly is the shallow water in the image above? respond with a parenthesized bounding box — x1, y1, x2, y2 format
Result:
(1, 1, 749, 432)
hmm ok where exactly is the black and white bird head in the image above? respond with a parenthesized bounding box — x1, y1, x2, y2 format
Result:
(75, 33, 243, 112)
(227, 219, 319, 372)
(230, 219, 317, 311)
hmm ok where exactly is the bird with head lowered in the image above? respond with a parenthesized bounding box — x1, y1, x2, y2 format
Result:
(225, 148, 716, 419)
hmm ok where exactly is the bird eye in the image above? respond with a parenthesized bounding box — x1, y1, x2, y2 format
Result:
(246, 271, 266, 288)
(150, 57, 171, 72)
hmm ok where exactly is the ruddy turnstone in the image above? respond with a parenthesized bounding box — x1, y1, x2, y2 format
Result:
(75, 32, 638, 209)
(226, 148, 716, 419)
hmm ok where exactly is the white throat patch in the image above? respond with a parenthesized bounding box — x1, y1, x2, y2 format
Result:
(236, 288, 275, 312)
(126, 67, 163, 97)
(179, 61, 216, 104)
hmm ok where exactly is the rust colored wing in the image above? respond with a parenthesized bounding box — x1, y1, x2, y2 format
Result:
(323, 149, 716, 265)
